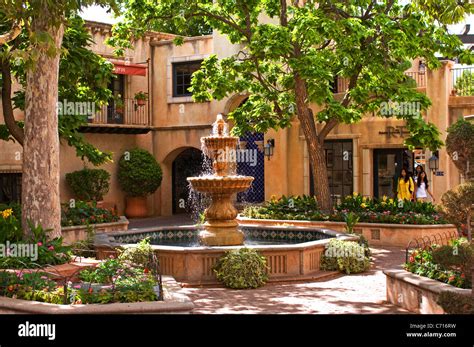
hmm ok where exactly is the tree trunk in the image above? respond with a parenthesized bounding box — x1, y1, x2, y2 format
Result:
(1, 60, 25, 145)
(308, 139, 332, 211)
(294, 74, 332, 212)
(22, 16, 64, 239)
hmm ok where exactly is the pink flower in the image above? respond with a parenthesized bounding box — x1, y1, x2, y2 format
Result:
(37, 242, 43, 246)
(48, 246, 54, 251)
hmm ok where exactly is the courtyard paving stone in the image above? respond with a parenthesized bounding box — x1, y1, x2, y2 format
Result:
(181, 246, 411, 314)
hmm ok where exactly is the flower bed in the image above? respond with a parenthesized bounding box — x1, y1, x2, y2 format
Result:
(0, 276, 193, 314)
(0, 240, 163, 306)
(61, 201, 120, 227)
(242, 194, 449, 225)
(404, 239, 472, 289)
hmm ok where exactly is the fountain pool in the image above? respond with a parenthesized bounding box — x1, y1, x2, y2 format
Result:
(94, 115, 357, 285)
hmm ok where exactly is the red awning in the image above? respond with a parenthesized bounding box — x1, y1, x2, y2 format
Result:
(112, 61, 147, 76)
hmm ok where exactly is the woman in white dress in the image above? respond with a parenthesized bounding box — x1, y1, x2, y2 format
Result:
(415, 171, 435, 202)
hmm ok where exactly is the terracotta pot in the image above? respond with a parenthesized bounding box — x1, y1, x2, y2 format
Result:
(136, 99, 147, 106)
(125, 196, 148, 218)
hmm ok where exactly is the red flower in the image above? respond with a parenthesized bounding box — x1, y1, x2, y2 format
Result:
(448, 275, 456, 282)
(88, 287, 93, 294)
(409, 256, 415, 263)
(144, 268, 149, 274)
(461, 273, 466, 279)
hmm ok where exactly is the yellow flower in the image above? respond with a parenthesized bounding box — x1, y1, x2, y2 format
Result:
(388, 198, 394, 204)
(1, 209, 13, 219)
(382, 195, 388, 202)
(353, 192, 358, 197)
(270, 195, 277, 202)
(363, 196, 368, 202)
(360, 203, 367, 208)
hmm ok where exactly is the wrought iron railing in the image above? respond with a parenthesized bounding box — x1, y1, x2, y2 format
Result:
(451, 66, 474, 96)
(90, 98, 149, 126)
(335, 71, 426, 94)
(405, 230, 458, 264)
(405, 71, 426, 88)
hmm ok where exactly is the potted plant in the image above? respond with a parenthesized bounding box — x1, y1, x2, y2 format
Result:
(65, 168, 111, 207)
(114, 94, 124, 113)
(134, 91, 148, 106)
(118, 148, 162, 218)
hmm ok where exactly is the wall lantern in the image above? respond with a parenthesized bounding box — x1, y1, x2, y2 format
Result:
(428, 151, 439, 172)
(264, 139, 275, 160)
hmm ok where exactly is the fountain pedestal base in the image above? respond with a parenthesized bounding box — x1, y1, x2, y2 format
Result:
(200, 220, 244, 246)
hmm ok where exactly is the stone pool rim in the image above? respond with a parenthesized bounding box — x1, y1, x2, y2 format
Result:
(96, 224, 350, 252)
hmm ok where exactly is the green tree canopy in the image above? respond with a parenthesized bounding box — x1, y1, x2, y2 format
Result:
(113, 0, 474, 210)
(0, 14, 114, 165)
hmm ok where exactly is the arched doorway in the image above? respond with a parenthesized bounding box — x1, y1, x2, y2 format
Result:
(172, 148, 203, 214)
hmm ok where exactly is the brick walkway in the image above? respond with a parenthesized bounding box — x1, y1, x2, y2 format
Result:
(181, 246, 410, 314)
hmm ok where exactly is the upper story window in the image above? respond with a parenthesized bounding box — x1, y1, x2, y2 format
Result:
(172, 61, 202, 97)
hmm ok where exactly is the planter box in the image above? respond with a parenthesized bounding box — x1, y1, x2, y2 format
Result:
(237, 216, 458, 248)
(61, 216, 129, 245)
(384, 269, 471, 314)
(0, 276, 193, 314)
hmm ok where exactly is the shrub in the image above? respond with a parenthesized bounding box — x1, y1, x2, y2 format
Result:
(431, 239, 473, 287)
(441, 182, 474, 240)
(454, 71, 474, 96)
(66, 168, 111, 201)
(446, 118, 474, 180)
(437, 291, 474, 314)
(320, 239, 371, 274)
(118, 238, 154, 269)
(213, 248, 268, 289)
(118, 148, 163, 197)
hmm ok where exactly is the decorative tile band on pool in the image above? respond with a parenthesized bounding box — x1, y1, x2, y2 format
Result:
(111, 225, 335, 247)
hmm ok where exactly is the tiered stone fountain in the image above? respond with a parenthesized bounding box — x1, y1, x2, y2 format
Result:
(187, 114, 254, 246)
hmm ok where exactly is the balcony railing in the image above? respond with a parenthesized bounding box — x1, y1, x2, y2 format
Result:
(89, 98, 149, 126)
(334, 71, 426, 94)
(451, 66, 474, 96)
(405, 71, 426, 88)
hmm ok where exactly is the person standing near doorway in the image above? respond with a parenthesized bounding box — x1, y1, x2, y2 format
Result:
(414, 171, 435, 203)
(413, 165, 424, 185)
(397, 168, 414, 201)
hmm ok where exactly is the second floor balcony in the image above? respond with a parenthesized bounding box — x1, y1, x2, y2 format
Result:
(80, 98, 151, 134)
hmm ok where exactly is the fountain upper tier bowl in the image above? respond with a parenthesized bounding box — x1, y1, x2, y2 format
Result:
(187, 176, 254, 194)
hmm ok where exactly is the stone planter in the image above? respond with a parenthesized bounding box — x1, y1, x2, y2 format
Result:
(61, 216, 129, 245)
(237, 216, 458, 248)
(384, 269, 471, 314)
(0, 276, 193, 314)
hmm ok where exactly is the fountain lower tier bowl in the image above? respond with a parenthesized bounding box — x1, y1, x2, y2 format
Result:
(187, 176, 254, 194)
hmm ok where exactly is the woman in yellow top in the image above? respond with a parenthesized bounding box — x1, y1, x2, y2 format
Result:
(397, 168, 414, 201)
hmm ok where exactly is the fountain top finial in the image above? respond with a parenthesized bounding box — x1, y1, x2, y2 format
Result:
(214, 114, 226, 136)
